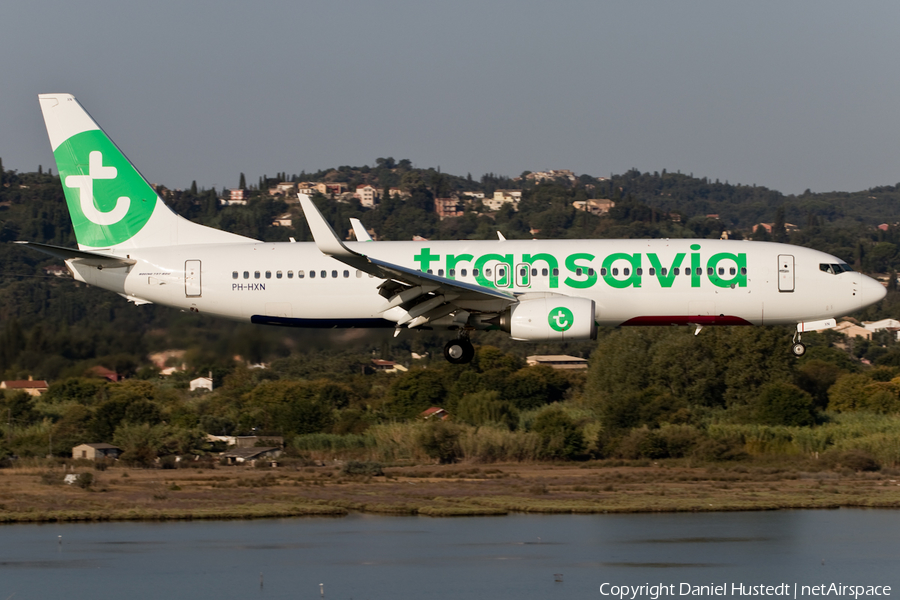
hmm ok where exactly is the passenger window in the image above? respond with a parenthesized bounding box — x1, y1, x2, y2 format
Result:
(636, 268, 642, 276)
(276, 271, 282, 279)
(707, 268, 713, 276)
(673, 268, 679, 276)
(552, 268, 559, 276)
(612, 268, 619, 276)
(438, 269, 444, 277)
(427, 269, 433, 275)
(542, 268, 548, 276)
(473, 268, 480, 277)
(343, 270, 349, 278)
(531, 268, 537, 276)
(320, 270, 326, 278)
(695, 267, 702, 275)
(520, 268, 527, 277)
(243, 271, 249, 279)
(649, 268, 656, 276)
(661, 268, 667, 276)
(623, 268, 630, 276)
(461, 269, 468, 277)
(741, 267, 747, 275)
(287, 271, 294, 279)
(265, 271, 272, 279)
(486, 268, 492, 277)
(310, 270, 316, 279)
(449, 269, 456, 277)
(356, 270, 363, 278)
(331, 270, 338, 278)
(600, 268, 607, 276)
(729, 267, 736, 275)
(576, 268, 582, 276)
(232, 271, 238, 279)
(254, 271, 260, 279)
(298, 270, 305, 279)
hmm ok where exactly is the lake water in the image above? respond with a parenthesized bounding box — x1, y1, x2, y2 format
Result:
(0, 509, 897, 599)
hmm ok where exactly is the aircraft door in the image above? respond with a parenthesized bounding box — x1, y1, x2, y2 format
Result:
(515, 263, 531, 288)
(777, 254, 794, 293)
(185, 260, 201, 297)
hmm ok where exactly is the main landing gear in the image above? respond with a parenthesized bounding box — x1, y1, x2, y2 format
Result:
(444, 334, 475, 365)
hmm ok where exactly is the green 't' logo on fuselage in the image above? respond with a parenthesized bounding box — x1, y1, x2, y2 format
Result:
(54, 130, 156, 246)
(549, 307, 574, 332)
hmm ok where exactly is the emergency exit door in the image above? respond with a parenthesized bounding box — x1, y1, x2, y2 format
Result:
(185, 260, 201, 297)
(777, 254, 794, 292)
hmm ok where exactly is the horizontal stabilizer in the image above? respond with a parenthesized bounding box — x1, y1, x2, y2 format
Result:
(14, 241, 136, 268)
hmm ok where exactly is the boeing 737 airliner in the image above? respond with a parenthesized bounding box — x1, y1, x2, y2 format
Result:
(18, 94, 887, 364)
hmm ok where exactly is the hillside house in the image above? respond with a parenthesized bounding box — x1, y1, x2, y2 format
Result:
(572, 199, 615, 216)
(72, 443, 121, 460)
(483, 190, 521, 211)
(1, 377, 49, 396)
(355, 184, 381, 208)
(435, 197, 465, 219)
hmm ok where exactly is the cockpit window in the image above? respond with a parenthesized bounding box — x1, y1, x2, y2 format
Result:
(820, 263, 854, 274)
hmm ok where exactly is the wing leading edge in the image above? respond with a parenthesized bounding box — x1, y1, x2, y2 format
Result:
(298, 194, 516, 329)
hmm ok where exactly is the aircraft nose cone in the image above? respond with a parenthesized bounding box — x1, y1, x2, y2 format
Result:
(860, 275, 887, 306)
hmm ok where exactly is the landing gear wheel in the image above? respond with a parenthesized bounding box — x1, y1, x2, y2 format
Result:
(444, 338, 475, 364)
(791, 342, 806, 357)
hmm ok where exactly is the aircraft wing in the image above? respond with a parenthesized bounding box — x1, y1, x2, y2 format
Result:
(14, 241, 136, 268)
(298, 195, 516, 328)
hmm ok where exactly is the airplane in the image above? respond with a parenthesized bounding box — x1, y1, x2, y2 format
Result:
(17, 93, 887, 365)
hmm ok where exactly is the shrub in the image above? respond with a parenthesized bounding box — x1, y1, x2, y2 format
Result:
(823, 449, 880, 472)
(417, 421, 462, 464)
(76, 472, 94, 489)
(341, 461, 384, 476)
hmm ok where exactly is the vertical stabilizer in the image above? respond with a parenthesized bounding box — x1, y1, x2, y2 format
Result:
(38, 94, 255, 250)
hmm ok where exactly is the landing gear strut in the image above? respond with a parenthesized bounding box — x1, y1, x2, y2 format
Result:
(791, 332, 806, 357)
(444, 334, 475, 365)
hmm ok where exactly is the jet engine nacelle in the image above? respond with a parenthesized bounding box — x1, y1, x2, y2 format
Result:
(498, 296, 597, 341)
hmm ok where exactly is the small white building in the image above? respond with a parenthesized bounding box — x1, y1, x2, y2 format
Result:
(72, 443, 121, 460)
(190, 375, 213, 392)
(483, 190, 522, 211)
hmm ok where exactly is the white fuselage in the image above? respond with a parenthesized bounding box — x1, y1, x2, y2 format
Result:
(67, 238, 885, 329)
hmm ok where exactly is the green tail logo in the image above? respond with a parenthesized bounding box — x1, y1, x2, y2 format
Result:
(54, 130, 156, 247)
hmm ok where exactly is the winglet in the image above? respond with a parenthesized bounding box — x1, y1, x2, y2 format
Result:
(298, 194, 359, 258)
(350, 218, 373, 242)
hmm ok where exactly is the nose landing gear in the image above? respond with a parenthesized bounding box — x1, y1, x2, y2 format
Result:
(791, 331, 806, 357)
(444, 334, 475, 364)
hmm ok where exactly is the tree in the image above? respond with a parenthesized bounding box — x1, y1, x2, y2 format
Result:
(239, 172, 246, 189)
(531, 406, 585, 460)
(753, 382, 815, 426)
(455, 391, 518, 430)
(417, 420, 461, 464)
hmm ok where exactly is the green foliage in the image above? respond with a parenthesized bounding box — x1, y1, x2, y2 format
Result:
(245, 381, 334, 436)
(384, 369, 447, 419)
(416, 420, 462, 464)
(455, 391, 518, 430)
(752, 382, 815, 427)
(530, 406, 585, 460)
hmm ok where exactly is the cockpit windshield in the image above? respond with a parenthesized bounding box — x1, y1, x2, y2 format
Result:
(819, 263, 854, 275)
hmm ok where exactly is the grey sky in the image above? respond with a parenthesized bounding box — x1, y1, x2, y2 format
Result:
(2, 1, 899, 196)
